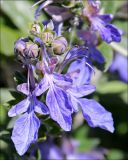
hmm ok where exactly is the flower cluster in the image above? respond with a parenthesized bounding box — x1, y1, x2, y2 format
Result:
(29, 137, 106, 160)
(8, 0, 122, 156)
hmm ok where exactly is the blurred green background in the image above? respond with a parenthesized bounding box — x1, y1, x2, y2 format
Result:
(0, 0, 128, 160)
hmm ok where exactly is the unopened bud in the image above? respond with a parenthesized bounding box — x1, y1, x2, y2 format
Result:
(30, 23, 41, 35)
(41, 31, 54, 46)
(26, 42, 39, 58)
(52, 37, 68, 55)
(14, 38, 28, 61)
(36, 61, 45, 71)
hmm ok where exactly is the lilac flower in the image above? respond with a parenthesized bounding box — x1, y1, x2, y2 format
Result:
(35, 72, 73, 131)
(82, 1, 122, 43)
(109, 53, 128, 83)
(8, 67, 49, 156)
(62, 137, 106, 160)
(67, 58, 93, 86)
(29, 137, 106, 160)
(34, 0, 72, 21)
(77, 30, 105, 63)
(67, 64, 114, 132)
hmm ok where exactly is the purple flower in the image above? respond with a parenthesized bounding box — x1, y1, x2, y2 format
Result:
(109, 53, 128, 83)
(35, 72, 73, 131)
(38, 139, 63, 160)
(8, 70, 49, 155)
(34, 0, 53, 19)
(66, 85, 114, 132)
(34, 0, 72, 21)
(29, 137, 106, 160)
(77, 30, 105, 63)
(83, 1, 122, 43)
(67, 58, 93, 86)
(66, 64, 114, 132)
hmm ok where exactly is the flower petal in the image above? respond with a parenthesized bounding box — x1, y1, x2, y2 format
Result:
(17, 83, 29, 95)
(8, 98, 30, 117)
(99, 14, 113, 23)
(68, 58, 92, 85)
(91, 17, 121, 43)
(44, 5, 72, 22)
(68, 85, 96, 98)
(34, 98, 49, 115)
(11, 112, 40, 156)
(105, 24, 122, 43)
(79, 99, 114, 132)
(34, 77, 49, 96)
(53, 73, 72, 86)
(34, 0, 53, 19)
(89, 44, 105, 63)
(46, 87, 72, 131)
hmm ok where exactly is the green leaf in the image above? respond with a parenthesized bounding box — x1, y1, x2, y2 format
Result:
(102, 1, 125, 14)
(1, 0, 47, 32)
(107, 149, 124, 160)
(1, 0, 34, 32)
(0, 24, 23, 56)
(98, 42, 113, 72)
(97, 81, 127, 94)
(74, 126, 100, 151)
(0, 105, 7, 125)
(0, 88, 14, 105)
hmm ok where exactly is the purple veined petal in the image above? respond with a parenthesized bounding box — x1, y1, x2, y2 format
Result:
(44, 5, 72, 22)
(68, 58, 93, 85)
(34, 97, 49, 115)
(34, 76, 49, 96)
(53, 21, 63, 36)
(8, 98, 30, 117)
(105, 24, 122, 43)
(34, 0, 53, 19)
(11, 112, 40, 156)
(46, 86, 72, 131)
(91, 17, 112, 43)
(53, 73, 72, 86)
(79, 98, 114, 133)
(88, 0, 101, 9)
(17, 83, 29, 95)
(98, 14, 113, 23)
(67, 46, 89, 60)
(88, 44, 105, 63)
(66, 94, 79, 112)
(68, 85, 96, 98)
(91, 17, 122, 43)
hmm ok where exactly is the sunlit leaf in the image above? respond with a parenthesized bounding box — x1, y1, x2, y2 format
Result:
(1, 0, 34, 32)
(1, 0, 47, 32)
(0, 24, 23, 56)
(97, 81, 127, 94)
(0, 88, 14, 105)
(98, 42, 113, 72)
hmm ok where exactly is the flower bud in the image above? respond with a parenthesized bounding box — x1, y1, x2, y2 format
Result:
(41, 31, 54, 46)
(52, 37, 68, 55)
(25, 42, 39, 58)
(36, 61, 45, 71)
(30, 23, 41, 35)
(14, 38, 27, 61)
